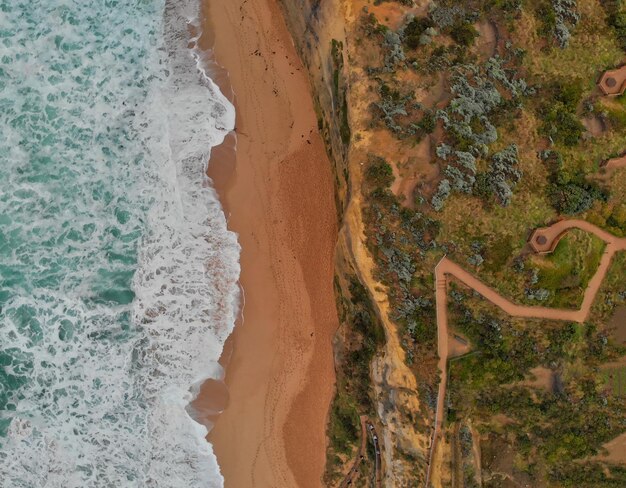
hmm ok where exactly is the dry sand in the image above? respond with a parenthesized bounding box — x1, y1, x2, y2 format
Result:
(593, 431, 626, 464)
(194, 0, 340, 487)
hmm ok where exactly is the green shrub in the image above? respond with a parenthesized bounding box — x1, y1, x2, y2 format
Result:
(541, 103, 584, 146)
(450, 22, 478, 46)
(603, 0, 626, 51)
(366, 155, 394, 187)
(473, 172, 494, 199)
(550, 79, 584, 111)
(418, 111, 436, 133)
(328, 391, 359, 454)
(403, 16, 435, 49)
(340, 97, 351, 145)
(548, 182, 607, 214)
(609, 11, 626, 50)
(604, 104, 626, 130)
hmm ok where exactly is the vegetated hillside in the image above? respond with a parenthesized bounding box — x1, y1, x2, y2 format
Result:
(279, 0, 626, 485)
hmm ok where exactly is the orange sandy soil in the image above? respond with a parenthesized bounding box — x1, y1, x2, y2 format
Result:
(193, 1, 340, 487)
(592, 431, 626, 464)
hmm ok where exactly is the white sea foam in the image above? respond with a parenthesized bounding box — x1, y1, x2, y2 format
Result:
(132, 1, 240, 485)
(0, 0, 239, 486)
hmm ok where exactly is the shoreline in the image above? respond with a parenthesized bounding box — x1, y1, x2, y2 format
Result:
(195, 0, 340, 486)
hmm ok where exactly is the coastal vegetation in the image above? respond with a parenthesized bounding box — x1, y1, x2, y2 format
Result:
(324, 275, 385, 483)
(446, 288, 626, 486)
(298, 0, 626, 484)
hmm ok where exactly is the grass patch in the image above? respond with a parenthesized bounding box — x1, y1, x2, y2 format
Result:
(590, 252, 626, 321)
(600, 366, 626, 397)
(521, 0, 623, 85)
(327, 389, 360, 454)
(531, 229, 606, 308)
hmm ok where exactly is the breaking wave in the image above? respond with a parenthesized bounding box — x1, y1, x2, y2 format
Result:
(0, 0, 239, 486)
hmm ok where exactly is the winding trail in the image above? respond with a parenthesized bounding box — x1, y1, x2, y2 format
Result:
(339, 416, 368, 488)
(597, 153, 626, 180)
(425, 219, 626, 487)
(339, 417, 382, 488)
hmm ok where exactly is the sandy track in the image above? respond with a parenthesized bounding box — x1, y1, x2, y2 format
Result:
(597, 153, 626, 180)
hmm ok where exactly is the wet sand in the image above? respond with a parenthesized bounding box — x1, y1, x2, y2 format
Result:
(195, 0, 339, 486)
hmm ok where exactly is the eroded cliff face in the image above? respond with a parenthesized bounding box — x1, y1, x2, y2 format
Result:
(276, 1, 431, 486)
(275, 0, 350, 209)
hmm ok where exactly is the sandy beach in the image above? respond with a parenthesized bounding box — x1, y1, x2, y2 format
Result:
(195, 0, 340, 486)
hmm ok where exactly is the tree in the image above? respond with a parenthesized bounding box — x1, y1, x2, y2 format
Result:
(542, 103, 584, 146)
(432, 179, 451, 210)
(487, 144, 522, 206)
(549, 182, 606, 215)
(450, 22, 478, 46)
(366, 155, 394, 187)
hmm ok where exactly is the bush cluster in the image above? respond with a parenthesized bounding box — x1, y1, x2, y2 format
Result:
(429, 4, 480, 47)
(366, 154, 394, 187)
(431, 56, 530, 209)
(482, 144, 522, 206)
(450, 22, 479, 46)
(549, 182, 607, 214)
(402, 16, 436, 49)
(541, 105, 584, 146)
(604, 0, 626, 51)
(371, 82, 435, 137)
(429, 4, 476, 29)
(449, 307, 626, 473)
(330, 39, 351, 146)
(439, 57, 529, 151)
(362, 154, 440, 345)
(401, 5, 480, 54)
(552, 0, 580, 48)
(383, 29, 406, 72)
(361, 11, 387, 38)
(325, 274, 386, 470)
(549, 463, 626, 487)
(539, 149, 608, 214)
(372, 83, 416, 134)
(432, 178, 451, 210)
(538, 0, 580, 48)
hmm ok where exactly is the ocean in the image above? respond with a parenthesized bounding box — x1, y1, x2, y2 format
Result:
(0, 0, 240, 486)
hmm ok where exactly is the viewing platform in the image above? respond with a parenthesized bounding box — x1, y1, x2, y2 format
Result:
(598, 65, 626, 96)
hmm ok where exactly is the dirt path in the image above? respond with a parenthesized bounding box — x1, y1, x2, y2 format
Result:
(340, 416, 368, 488)
(597, 153, 626, 180)
(425, 219, 626, 487)
(339, 417, 382, 488)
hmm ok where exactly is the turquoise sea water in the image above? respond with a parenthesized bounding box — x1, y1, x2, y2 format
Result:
(0, 1, 239, 486)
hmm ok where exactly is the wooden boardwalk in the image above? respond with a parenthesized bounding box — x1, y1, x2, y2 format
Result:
(598, 65, 626, 96)
(425, 220, 626, 487)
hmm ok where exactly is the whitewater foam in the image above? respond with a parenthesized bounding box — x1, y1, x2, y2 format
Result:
(0, 1, 239, 486)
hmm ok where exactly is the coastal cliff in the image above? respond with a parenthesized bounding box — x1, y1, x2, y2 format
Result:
(275, 0, 351, 209)
(275, 1, 432, 485)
